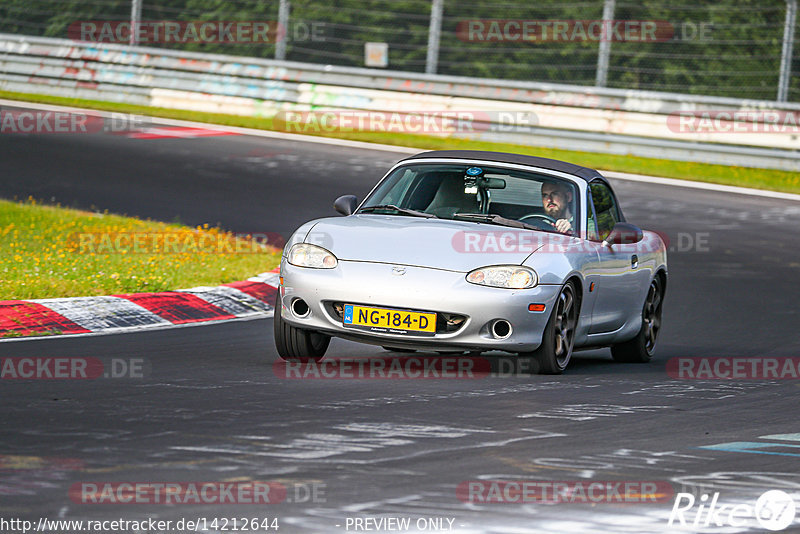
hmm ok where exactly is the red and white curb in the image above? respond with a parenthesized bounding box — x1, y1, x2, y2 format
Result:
(122, 126, 241, 139)
(0, 272, 279, 340)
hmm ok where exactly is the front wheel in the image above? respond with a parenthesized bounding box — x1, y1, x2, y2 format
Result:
(611, 277, 663, 363)
(520, 281, 578, 375)
(273, 292, 330, 362)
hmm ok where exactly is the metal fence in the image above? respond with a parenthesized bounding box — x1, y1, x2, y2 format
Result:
(1, 0, 798, 102)
(3, 33, 800, 171)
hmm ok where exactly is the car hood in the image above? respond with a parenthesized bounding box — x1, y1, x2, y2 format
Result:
(303, 215, 571, 272)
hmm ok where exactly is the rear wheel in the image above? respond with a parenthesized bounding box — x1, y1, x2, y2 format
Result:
(520, 281, 578, 375)
(611, 277, 663, 363)
(273, 292, 330, 362)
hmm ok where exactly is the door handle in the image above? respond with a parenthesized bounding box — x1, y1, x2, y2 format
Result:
(631, 254, 638, 269)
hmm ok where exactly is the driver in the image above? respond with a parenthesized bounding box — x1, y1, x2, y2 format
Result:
(541, 182, 574, 235)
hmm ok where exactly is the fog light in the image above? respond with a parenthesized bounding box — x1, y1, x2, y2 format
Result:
(491, 320, 512, 339)
(291, 298, 310, 318)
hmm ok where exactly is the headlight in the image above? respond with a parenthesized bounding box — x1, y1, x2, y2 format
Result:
(466, 265, 537, 289)
(288, 243, 338, 269)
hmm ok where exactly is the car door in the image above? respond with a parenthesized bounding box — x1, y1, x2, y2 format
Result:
(586, 181, 646, 334)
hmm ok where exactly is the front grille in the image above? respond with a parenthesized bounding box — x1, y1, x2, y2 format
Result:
(327, 302, 467, 334)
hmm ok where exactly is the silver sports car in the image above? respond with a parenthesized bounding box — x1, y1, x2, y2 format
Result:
(274, 150, 667, 374)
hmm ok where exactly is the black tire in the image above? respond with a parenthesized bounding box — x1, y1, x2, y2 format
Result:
(273, 292, 330, 362)
(520, 281, 579, 375)
(611, 277, 663, 363)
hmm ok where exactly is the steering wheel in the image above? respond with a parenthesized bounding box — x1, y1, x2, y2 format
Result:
(518, 213, 557, 228)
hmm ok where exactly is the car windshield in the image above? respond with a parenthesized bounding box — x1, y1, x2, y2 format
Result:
(359, 163, 579, 234)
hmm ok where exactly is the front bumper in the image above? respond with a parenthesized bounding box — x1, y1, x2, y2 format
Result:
(279, 259, 561, 353)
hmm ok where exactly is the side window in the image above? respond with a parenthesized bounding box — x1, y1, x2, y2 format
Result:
(589, 182, 620, 241)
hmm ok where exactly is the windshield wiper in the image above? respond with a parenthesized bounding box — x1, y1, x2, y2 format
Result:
(453, 213, 551, 232)
(359, 204, 437, 218)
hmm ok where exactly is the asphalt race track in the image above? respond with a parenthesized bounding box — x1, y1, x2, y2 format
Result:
(2, 109, 800, 533)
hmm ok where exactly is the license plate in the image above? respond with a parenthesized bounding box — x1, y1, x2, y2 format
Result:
(343, 304, 436, 336)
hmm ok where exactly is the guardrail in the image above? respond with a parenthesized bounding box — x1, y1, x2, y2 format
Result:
(2, 33, 799, 171)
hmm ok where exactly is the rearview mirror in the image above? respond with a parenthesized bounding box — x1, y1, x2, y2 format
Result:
(334, 195, 358, 216)
(602, 222, 643, 247)
(478, 177, 506, 189)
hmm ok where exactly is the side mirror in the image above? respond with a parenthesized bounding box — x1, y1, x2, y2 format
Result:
(334, 195, 358, 216)
(602, 222, 643, 247)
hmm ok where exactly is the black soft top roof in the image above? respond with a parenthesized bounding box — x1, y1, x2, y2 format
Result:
(401, 150, 608, 183)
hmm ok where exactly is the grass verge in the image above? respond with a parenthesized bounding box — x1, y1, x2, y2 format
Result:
(0, 198, 281, 300)
(2, 89, 799, 194)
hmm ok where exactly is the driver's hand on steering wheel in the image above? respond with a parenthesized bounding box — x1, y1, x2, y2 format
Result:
(555, 218, 573, 235)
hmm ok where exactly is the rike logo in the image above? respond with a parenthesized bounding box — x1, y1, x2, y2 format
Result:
(669, 490, 796, 531)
